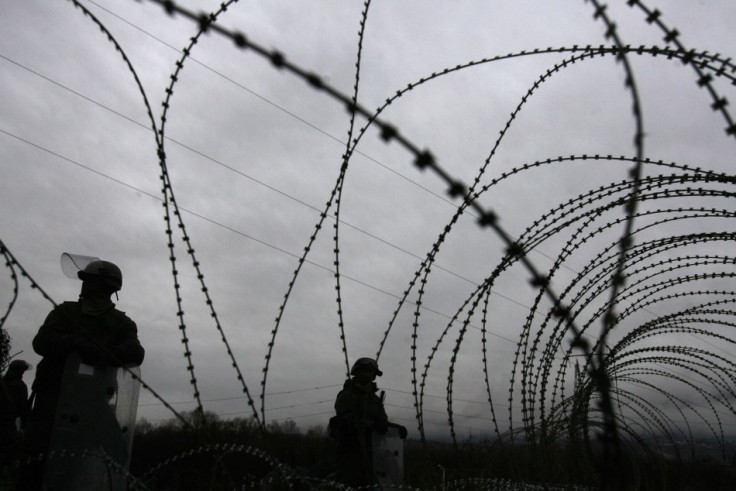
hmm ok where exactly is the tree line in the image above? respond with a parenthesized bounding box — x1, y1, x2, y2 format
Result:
(129, 410, 736, 489)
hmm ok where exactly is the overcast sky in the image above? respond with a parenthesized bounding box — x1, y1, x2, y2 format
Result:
(2, 0, 735, 443)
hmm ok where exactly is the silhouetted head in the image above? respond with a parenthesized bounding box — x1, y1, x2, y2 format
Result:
(78, 260, 123, 298)
(350, 357, 382, 380)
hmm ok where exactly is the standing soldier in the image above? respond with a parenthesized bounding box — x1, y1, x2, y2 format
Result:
(330, 357, 389, 487)
(1, 360, 31, 471)
(20, 255, 145, 490)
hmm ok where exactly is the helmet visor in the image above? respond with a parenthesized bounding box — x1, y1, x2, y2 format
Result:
(60, 252, 100, 279)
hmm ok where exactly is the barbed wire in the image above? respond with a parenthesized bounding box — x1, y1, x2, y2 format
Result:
(2, 0, 735, 487)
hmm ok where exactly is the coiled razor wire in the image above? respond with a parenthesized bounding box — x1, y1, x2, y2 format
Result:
(3, 448, 149, 490)
(1, 0, 735, 488)
(3, 446, 597, 490)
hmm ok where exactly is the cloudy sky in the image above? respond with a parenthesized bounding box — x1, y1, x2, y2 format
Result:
(2, 0, 735, 443)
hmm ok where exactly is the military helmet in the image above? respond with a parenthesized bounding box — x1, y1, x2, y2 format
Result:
(6, 359, 32, 373)
(350, 357, 383, 376)
(77, 260, 123, 291)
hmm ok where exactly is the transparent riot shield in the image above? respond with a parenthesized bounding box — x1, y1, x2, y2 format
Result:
(43, 352, 141, 490)
(372, 426, 404, 486)
(115, 363, 141, 464)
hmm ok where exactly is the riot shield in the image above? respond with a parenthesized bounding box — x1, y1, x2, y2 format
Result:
(372, 425, 404, 486)
(115, 363, 141, 463)
(43, 352, 141, 490)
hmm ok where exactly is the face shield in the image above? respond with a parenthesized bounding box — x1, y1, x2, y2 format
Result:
(61, 252, 100, 279)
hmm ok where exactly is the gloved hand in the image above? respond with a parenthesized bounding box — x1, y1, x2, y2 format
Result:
(73, 337, 103, 366)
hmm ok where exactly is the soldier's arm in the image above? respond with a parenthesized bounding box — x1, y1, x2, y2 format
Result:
(372, 397, 389, 433)
(335, 391, 363, 427)
(110, 316, 145, 366)
(32, 305, 75, 360)
(334, 390, 354, 418)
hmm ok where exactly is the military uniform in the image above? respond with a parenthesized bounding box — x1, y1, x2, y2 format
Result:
(1, 361, 30, 470)
(20, 298, 144, 489)
(29, 300, 144, 444)
(332, 377, 388, 486)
